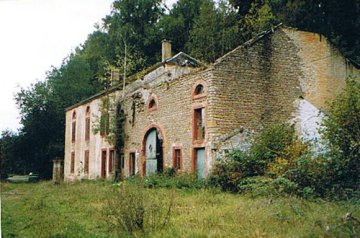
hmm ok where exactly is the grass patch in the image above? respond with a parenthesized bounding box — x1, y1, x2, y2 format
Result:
(2, 181, 359, 237)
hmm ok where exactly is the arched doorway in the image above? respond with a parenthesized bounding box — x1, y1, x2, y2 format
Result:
(143, 127, 164, 176)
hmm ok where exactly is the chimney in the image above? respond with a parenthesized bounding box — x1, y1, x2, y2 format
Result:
(162, 39, 172, 62)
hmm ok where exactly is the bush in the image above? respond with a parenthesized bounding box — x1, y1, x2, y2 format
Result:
(105, 180, 174, 236)
(251, 123, 297, 174)
(208, 150, 259, 192)
(321, 78, 360, 195)
(209, 122, 338, 198)
(144, 171, 205, 189)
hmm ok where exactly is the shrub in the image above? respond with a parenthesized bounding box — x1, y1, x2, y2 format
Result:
(144, 171, 205, 189)
(105, 180, 174, 236)
(250, 123, 297, 174)
(321, 78, 360, 194)
(208, 150, 258, 192)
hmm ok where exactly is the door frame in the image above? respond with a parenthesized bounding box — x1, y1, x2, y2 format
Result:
(141, 123, 166, 176)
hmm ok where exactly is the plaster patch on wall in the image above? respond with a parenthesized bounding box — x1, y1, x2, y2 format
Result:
(216, 129, 253, 160)
(293, 99, 324, 143)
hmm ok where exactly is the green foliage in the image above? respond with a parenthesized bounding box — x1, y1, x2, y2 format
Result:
(251, 123, 297, 173)
(208, 150, 260, 192)
(321, 79, 360, 194)
(209, 123, 340, 198)
(105, 181, 174, 236)
(114, 103, 126, 156)
(0, 130, 21, 178)
(143, 171, 206, 189)
(238, 0, 279, 40)
(186, 0, 219, 62)
(186, 0, 242, 62)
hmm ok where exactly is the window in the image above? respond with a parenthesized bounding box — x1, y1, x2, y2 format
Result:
(194, 84, 204, 95)
(85, 106, 90, 141)
(149, 99, 156, 109)
(70, 152, 75, 174)
(84, 150, 89, 174)
(192, 81, 207, 99)
(129, 152, 136, 176)
(100, 112, 110, 137)
(194, 108, 205, 141)
(109, 149, 115, 173)
(147, 95, 158, 112)
(71, 111, 76, 143)
(173, 148, 182, 171)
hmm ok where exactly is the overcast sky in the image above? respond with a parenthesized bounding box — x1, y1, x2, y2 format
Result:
(0, 0, 177, 133)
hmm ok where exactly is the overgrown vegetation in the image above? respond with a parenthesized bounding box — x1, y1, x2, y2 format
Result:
(209, 79, 360, 199)
(2, 181, 360, 238)
(105, 180, 175, 236)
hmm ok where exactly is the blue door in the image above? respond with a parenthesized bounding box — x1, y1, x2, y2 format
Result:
(196, 148, 205, 179)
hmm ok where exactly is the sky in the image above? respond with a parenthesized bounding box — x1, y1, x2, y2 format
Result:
(0, 0, 177, 132)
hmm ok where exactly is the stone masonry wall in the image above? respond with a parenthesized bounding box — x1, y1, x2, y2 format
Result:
(208, 29, 303, 150)
(283, 28, 360, 110)
(121, 67, 211, 176)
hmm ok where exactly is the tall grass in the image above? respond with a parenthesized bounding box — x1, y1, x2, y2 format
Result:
(2, 181, 359, 238)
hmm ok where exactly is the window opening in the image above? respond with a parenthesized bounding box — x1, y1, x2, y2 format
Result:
(149, 99, 156, 109)
(194, 108, 205, 141)
(84, 150, 89, 174)
(129, 152, 136, 176)
(173, 148, 182, 171)
(71, 111, 76, 143)
(194, 84, 204, 95)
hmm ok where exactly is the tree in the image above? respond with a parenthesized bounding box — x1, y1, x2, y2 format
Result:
(186, 0, 242, 63)
(0, 130, 20, 177)
(321, 78, 360, 190)
(103, 0, 165, 71)
(186, 0, 220, 62)
(158, 0, 203, 53)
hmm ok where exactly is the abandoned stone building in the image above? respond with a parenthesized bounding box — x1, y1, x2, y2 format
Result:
(63, 26, 360, 181)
